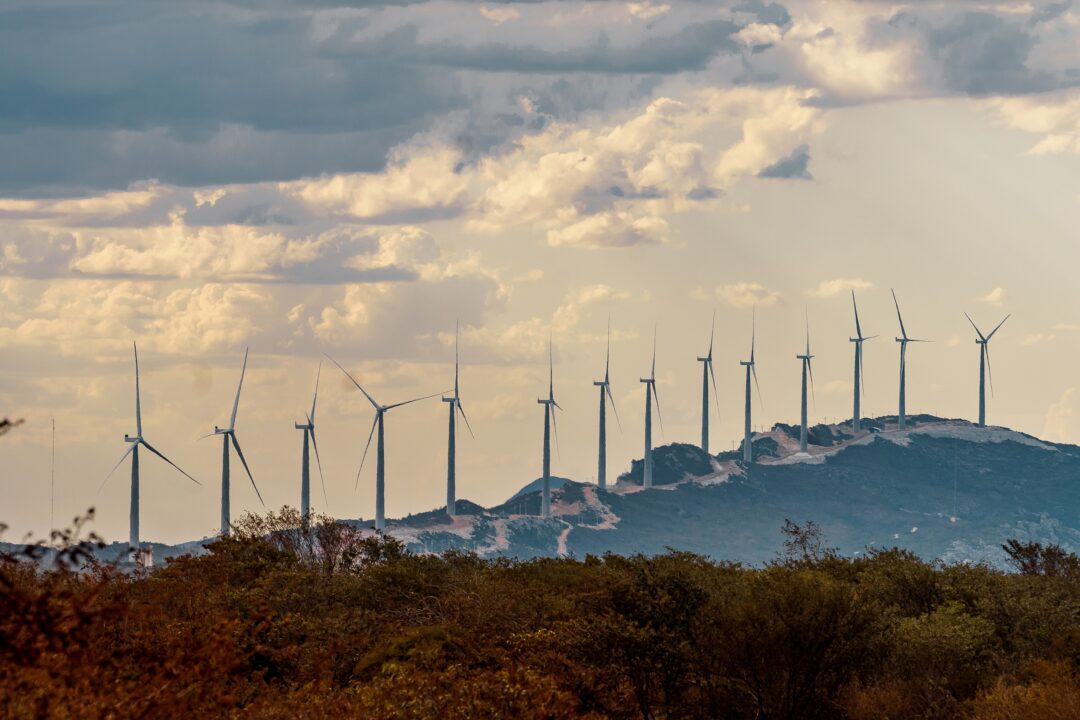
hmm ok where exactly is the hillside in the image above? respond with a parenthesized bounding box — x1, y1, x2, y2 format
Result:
(17, 415, 1080, 568)
(389, 415, 1080, 568)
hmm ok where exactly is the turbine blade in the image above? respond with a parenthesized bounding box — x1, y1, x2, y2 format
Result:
(454, 319, 460, 399)
(98, 444, 135, 493)
(892, 289, 908, 341)
(457, 400, 475, 439)
(964, 312, 986, 342)
(708, 308, 716, 358)
(651, 324, 657, 379)
(750, 305, 756, 363)
(548, 333, 554, 398)
(325, 353, 381, 410)
(808, 359, 816, 409)
(141, 440, 199, 484)
(860, 348, 867, 399)
(551, 405, 561, 460)
(985, 345, 996, 399)
(230, 433, 263, 506)
(310, 361, 321, 423)
(384, 390, 445, 411)
(605, 314, 611, 380)
(197, 431, 218, 441)
(708, 360, 721, 424)
(356, 416, 377, 491)
(606, 384, 623, 433)
(134, 342, 142, 437)
(653, 385, 664, 438)
(805, 308, 811, 356)
(310, 426, 327, 507)
(852, 291, 863, 339)
(986, 314, 1011, 341)
(229, 347, 249, 430)
(752, 365, 763, 411)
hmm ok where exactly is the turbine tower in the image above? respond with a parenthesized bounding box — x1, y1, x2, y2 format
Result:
(294, 362, 326, 521)
(849, 292, 875, 432)
(537, 337, 562, 517)
(892, 290, 927, 430)
(213, 348, 264, 536)
(640, 326, 663, 488)
(965, 312, 1010, 428)
(102, 342, 198, 559)
(593, 317, 620, 490)
(797, 313, 816, 453)
(442, 322, 473, 518)
(327, 355, 443, 531)
(697, 310, 721, 454)
(739, 308, 761, 463)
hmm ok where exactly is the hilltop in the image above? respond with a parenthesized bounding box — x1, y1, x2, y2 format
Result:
(19, 415, 1080, 568)
(386, 415, 1080, 567)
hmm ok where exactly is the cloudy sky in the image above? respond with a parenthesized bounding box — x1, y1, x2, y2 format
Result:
(3, 0, 1080, 544)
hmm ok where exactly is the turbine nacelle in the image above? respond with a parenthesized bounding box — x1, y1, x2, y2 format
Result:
(124, 434, 139, 443)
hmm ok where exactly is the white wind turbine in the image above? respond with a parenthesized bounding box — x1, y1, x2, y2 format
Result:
(640, 326, 663, 488)
(443, 322, 474, 518)
(211, 348, 264, 536)
(327, 354, 443, 531)
(101, 342, 198, 558)
(294, 362, 326, 521)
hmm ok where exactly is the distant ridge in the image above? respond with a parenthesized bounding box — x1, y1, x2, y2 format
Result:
(10, 415, 1080, 569)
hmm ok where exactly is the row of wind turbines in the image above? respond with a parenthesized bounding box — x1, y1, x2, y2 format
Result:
(102, 290, 1010, 555)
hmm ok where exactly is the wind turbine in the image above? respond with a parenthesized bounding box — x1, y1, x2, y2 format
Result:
(892, 290, 928, 430)
(101, 342, 198, 559)
(640, 326, 663, 488)
(697, 310, 721, 454)
(850, 292, 876, 433)
(327, 354, 443, 531)
(294, 362, 326, 522)
(537, 336, 562, 517)
(443, 322, 473, 518)
(965, 312, 1010, 428)
(739, 308, 762, 463)
(797, 312, 816, 453)
(212, 348, 263, 536)
(593, 317, 620, 490)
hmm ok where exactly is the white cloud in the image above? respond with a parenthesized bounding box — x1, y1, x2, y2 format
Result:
(478, 5, 520, 25)
(0, 184, 164, 221)
(546, 210, 668, 248)
(700, 282, 783, 308)
(985, 90, 1080, 155)
(193, 188, 227, 207)
(979, 287, 1008, 305)
(736, 22, 784, 47)
(472, 87, 822, 246)
(779, 5, 920, 101)
(1043, 387, 1078, 442)
(280, 144, 468, 221)
(805, 278, 873, 298)
(626, 2, 670, 21)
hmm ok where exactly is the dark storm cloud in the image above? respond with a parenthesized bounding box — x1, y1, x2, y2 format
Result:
(757, 145, 811, 180)
(0, 0, 788, 194)
(928, 12, 1058, 95)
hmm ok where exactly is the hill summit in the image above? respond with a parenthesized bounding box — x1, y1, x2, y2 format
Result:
(385, 415, 1080, 568)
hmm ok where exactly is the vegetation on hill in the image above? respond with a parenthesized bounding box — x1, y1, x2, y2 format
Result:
(4, 510, 1080, 719)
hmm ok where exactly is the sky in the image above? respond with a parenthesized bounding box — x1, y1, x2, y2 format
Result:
(3, 0, 1080, 544)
